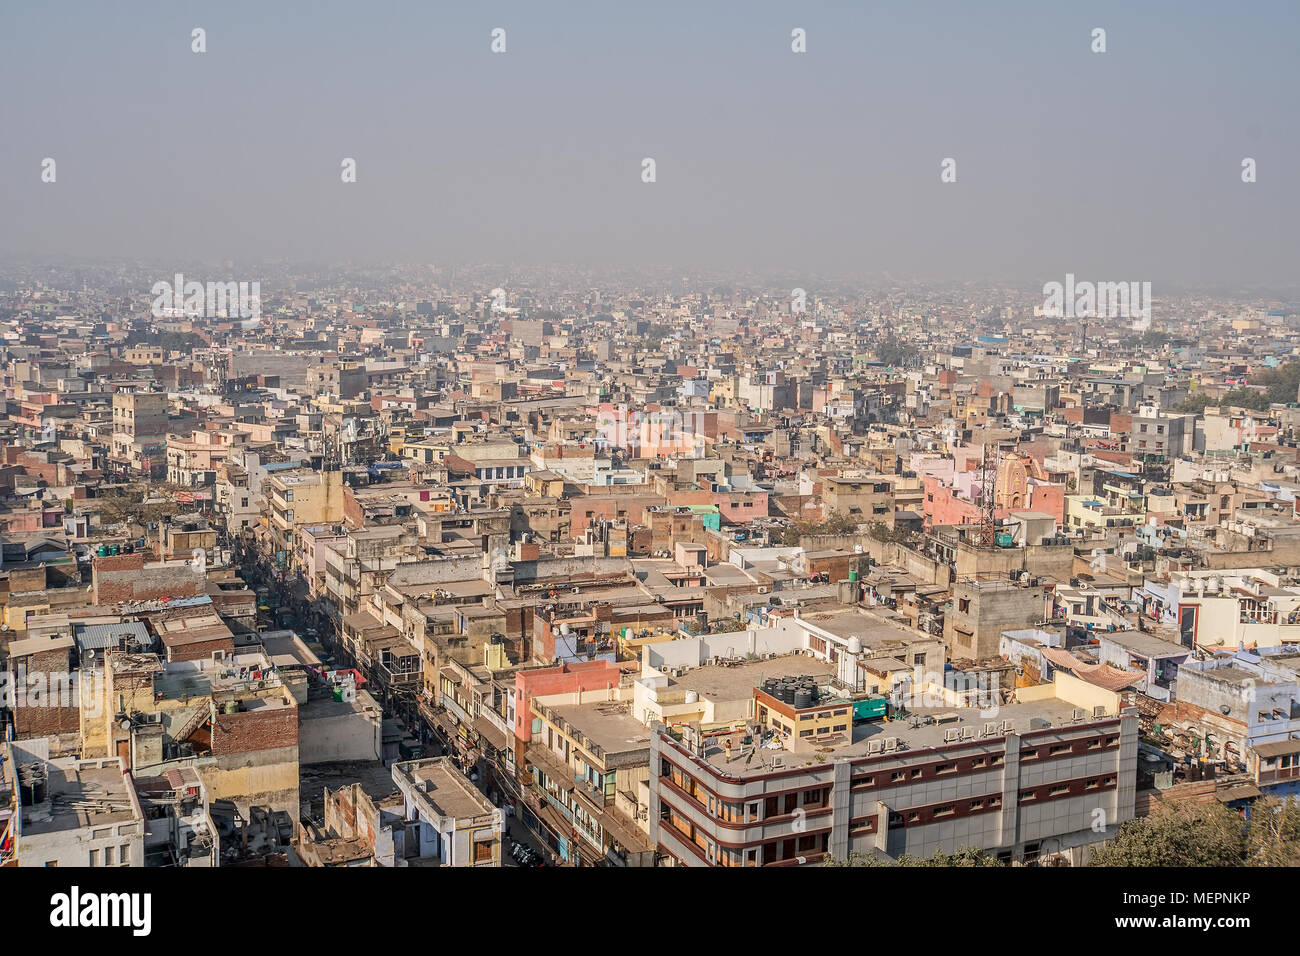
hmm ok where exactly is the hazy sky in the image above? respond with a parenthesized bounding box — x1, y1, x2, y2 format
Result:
(1, 0, 1297, 288)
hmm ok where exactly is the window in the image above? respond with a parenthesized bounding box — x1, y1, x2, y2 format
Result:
(935, 762, 956, 774)
(1048, 784, 1070, 797)
(933, 804, 955, 817)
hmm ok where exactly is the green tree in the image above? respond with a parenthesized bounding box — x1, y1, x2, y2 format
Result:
(1089, 801, 1247, 867)
(825, 846, 1002, 867)
(1252, 360, 1300, 405)
(1246, 795, 1300, 866)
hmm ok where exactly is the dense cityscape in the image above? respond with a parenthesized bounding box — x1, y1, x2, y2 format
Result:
(0, 262, 1298, 874)
(1, 5, 1294, 939)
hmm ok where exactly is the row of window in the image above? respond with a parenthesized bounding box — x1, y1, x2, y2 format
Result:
(853, 753, 1005, 789)
(87, 844, 132, 866)
(661, 759, 827, 822)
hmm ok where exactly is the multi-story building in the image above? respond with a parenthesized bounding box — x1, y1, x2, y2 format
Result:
(265, 467, 345, 560)
(650, 673, 1138, 867)
(392, 757, 503, 866)
(2, 748, 147, 867)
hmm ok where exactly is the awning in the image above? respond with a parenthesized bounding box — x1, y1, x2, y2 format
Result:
(527, 746, 576, 793)
(534, 801, 574, 842)
(1216, 783, 1263, 803)
(1041, 647, 1143, 692)
(473, 716, 510, 752)
(1252, 739, 1300, 759)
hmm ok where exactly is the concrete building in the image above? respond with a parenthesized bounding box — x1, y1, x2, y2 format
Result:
(944, 575, 1052, 661)
(650, 673, 1137, 867)
(3, 743, 147, 867)
(392, 757, 503, 866)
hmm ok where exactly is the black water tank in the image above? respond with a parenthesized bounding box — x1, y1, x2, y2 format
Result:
(18, 764, 47, 804)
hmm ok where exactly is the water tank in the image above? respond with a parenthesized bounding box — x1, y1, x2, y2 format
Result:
(793, 689, 813, 709)
(847, 637, 862, 655)
(18, 764, 48, 804)
(848, 569, 859, 582)
(684, 690, 700, 704)
(109, 544, 120, 556)
(96, 544, 109, 557)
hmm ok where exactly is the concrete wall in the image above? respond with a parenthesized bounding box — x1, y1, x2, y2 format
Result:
(299, 691, 383, 765)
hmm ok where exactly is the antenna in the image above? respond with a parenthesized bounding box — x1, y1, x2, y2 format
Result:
(978, 442, 1001, 549)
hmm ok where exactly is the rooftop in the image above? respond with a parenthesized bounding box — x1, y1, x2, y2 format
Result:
(15, 757, 142, 837)
(393, 757, 497, 821)
(669, 654, 836, 703)
(680, 696, 1119, 781)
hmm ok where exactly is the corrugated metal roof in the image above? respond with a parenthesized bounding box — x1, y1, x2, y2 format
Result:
(75, 621, 151, 650)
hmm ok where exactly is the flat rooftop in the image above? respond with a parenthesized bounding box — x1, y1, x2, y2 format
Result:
(1098, 630, 1188, 659)
(670, 655, 836, 703)
(546, 702, 653, 761)
(18, 759, 141, 837)
(394, 757, 496, 821)
(800, 607, 934, 651)
(682, 696, 1113, 781)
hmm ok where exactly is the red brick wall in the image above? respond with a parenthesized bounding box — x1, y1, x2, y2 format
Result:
(165, 636, 236, 663)
(93, 553, 204, 604)
(11, 647, 81, 738)
(211, 703, 297, 756)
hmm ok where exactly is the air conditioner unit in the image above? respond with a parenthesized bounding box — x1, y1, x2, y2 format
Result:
(757, 587, 769, 594)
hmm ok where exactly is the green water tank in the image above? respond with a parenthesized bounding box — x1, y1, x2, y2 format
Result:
(848, 569, 859, 582)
